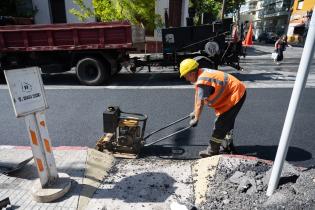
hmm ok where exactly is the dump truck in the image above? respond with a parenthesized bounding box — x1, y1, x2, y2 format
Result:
(0, 21, 141, 85)
(0, 19, 243, 85)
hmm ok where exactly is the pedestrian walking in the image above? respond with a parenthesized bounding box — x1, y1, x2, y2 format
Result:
(180, 58, 247, 158)
(274, 35, 288, 64)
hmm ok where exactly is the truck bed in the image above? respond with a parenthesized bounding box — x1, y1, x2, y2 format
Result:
(0, 21, 133, 52)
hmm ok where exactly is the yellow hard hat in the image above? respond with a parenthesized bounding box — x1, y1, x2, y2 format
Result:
(179, 58, 199, 78)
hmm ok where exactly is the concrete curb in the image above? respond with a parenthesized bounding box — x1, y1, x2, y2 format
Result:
(0, 145, 88, 150)
(192, 155, 220, 206)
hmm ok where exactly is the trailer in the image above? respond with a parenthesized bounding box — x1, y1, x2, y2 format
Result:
(0, 19, 244, 85)
(130, 18, 244, 72)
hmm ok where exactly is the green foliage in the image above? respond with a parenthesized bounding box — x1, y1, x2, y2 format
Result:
(192, 0, 221, 16)
(224, 0, 245, 14)
(69, 0, 94, 21)
(190, 0, 221, 24)
(70, 0, 162, 34)
(190, 0, 245, 24)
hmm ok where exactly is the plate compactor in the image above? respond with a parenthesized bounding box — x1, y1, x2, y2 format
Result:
(96, 106, 191, 158)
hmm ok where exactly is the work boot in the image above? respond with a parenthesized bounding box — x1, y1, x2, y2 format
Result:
(221, 130, 237, 154)
(199, 141, 220, 158)
(221, 142, 237, 154)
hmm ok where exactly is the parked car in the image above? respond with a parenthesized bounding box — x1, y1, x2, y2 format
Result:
(258, 32, 279, 44)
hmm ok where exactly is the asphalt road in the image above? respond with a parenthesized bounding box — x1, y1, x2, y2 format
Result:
(0, 45, 314, 168)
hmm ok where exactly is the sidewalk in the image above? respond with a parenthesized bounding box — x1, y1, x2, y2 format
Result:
(0, 146, 314, 210)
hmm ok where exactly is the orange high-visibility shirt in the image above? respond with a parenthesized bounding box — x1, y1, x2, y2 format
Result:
(195, 68, 246, 115)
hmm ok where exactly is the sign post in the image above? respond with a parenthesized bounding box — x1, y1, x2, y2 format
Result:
(266, 7, 315, 196)
(4, 67, 71, 202)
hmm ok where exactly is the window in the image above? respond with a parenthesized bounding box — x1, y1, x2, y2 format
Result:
(49, 0, 67, 23)
(297, 0, 304, 10)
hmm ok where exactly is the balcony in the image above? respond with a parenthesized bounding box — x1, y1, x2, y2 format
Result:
(264, 10, 289, 18)
(249, 5, 257, 10)
(262, 7, 289, 17)
(262, 0, 278, 6)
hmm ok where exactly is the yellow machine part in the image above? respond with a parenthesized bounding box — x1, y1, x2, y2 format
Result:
(119, 119, 139, 127)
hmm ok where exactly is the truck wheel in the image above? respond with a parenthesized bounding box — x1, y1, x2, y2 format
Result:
(114, 62, 122, 75)
(76, 57, 109, 85)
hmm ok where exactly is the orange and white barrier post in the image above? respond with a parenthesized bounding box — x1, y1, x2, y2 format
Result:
(5, 67, 71, 202)
(25, 112, 58, 186)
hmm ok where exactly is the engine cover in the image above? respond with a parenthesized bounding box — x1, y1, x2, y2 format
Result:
(96, 118, 145, 158)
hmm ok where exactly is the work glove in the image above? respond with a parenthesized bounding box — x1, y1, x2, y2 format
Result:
(189, 111, 195, 119)
(189, 118, 198, 127)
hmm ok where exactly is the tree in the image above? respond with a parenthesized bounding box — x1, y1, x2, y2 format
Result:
(190, 0, 245, 24)
(224, 0, 245, 24)
(224, 0, 245, 15)
(190, 0, 221, 24)
(70, 0, 162, 34)
(0, 0, 17, 16)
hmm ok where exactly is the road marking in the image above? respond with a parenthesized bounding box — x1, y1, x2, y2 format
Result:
(1, 84, 315, 89)
(0, 85, 194, 89)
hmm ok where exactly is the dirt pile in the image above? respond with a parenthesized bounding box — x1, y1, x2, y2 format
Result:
(201, 157, 315, 210)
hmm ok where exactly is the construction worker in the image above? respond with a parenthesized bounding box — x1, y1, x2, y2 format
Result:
(179, 58, 246, 158)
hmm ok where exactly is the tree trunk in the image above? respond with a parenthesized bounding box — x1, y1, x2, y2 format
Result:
(220, 0, 226, 20)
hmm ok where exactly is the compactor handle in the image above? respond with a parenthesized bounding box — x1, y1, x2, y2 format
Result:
(144, 126, 191, 147)
(144, 115, 190, 140)
(144, 114, 192, 147)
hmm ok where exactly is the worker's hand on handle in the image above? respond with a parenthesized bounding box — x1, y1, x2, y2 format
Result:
(189, 118, 198, 127)
(189, 111, 195, 119)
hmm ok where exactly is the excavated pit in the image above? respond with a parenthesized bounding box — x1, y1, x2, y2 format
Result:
(87, 155, 315, 210)
(201, 157, 315, 210)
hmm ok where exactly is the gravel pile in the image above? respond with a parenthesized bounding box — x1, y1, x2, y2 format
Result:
(201, 158, 315, 210)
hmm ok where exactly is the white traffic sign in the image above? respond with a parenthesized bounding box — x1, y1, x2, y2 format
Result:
(4, 67, 48, 117)
(205, 41, 219, 57)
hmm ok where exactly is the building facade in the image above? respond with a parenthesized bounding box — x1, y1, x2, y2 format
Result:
(240, 0, 264, 39)
(240, 0, 291, 39)
(30, 0, 189, 43)
(261, 0, 290, 35)
(154, 0, 189, 41)
(287, 0, 314, 43)
(32, 0, 95, 24)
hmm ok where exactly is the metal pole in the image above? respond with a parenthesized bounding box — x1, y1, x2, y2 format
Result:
(266, 7, 315, 196)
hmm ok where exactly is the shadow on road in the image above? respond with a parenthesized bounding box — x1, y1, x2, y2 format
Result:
(111, 72, 186, 86)
(39, 71, 187, 86)
(243, 46, 272, 56)
(236, 145, 312, 162)
(140, 126, 206, 160)
(141, 144, 312, 162)
(41, 73, 81, 85)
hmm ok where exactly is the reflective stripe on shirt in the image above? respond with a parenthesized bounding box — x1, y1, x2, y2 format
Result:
(197, 72, 228, 105)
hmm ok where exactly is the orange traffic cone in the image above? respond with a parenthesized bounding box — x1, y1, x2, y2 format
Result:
(242, 22, 253, 46)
